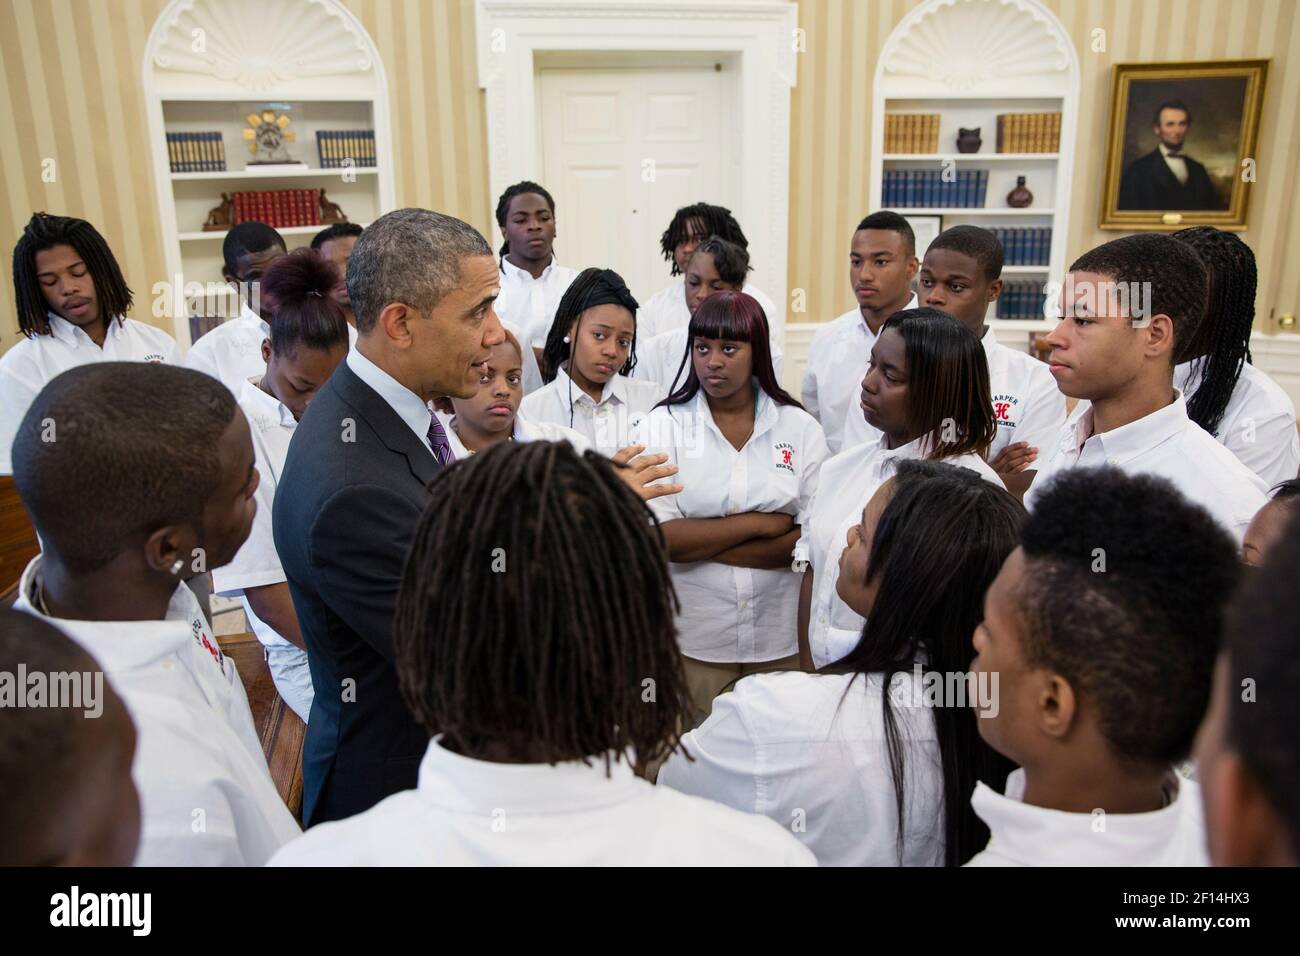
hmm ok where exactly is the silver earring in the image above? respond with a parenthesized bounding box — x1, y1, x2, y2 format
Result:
(170, 559, 184, 575)
(563, 335, 570, 343)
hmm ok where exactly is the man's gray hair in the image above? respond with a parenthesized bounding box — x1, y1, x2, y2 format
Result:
(346, 208, 493, 332)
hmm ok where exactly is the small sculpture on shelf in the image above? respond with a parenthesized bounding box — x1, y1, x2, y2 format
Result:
(1006, 176, 1034, 208)
(956, 128, 982, 153)
(202, 193, 234, 232)
(319, 190, 347, 224)
(244, 110, 299, 165)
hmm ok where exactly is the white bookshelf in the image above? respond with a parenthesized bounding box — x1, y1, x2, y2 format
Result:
(871, 0, 1080, 336)
(142, 0, 395, 346)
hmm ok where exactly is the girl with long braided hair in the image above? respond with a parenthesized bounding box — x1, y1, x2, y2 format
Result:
(1171, 226, 1298, 485)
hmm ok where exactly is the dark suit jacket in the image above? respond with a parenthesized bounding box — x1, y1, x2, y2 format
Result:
(1117, 148, 1225, 211)
(273, 358, 438, 826)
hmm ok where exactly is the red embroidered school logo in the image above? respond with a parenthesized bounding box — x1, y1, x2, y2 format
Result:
(773, 442, 796, 474)
(994, 401, 1012, 421)
(991, 394, 1019, 427)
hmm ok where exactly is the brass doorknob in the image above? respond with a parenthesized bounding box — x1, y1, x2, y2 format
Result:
(1280, 313, 1296, 330)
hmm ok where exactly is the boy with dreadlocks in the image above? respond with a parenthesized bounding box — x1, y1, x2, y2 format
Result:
(1, 213, 179, 474)
(638, 202, 780, 341)
(492, 181, 577, 393)
(1170, 226, 1297, 486)
(1024, 234, 1267, 542)
(269, 441, 814, 866)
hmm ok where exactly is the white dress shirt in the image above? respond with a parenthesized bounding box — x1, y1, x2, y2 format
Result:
(1175, 359, 1299, 487)
(637, 279, 781, 342)
(434, 408, 593, 459)
(800, 294, 919, 454)
(0, 314, 179, 474)
(839, 325, 1066, 458)
(1160, 142, 1190, 185)
(345, 347, 435, 453)
(268, 736, 815, 866)
(965, 768, 1209, 866)
(183, 304, 270, 395)
(632, 326, 785, 393)
(634, 390, 828, 663)
(210, 378, 312, 720)
(494, 257, 578, 352)
(1024, 390, 1268, 542)
(798, 435, 1004, 669)
(660, 670, 945, 866)
(13, 556, 300, 866)
(519, 366, 665, 456)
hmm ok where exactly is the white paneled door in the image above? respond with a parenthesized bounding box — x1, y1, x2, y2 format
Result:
(539, 65, 728, 304)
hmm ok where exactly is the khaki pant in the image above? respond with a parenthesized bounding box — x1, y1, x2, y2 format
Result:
(683, 653, 804, 728)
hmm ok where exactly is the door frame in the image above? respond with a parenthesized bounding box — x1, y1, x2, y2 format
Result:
(475, 0, 798, 332)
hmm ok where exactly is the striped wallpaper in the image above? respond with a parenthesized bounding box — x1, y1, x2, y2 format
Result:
(1, 0, 1297, 354)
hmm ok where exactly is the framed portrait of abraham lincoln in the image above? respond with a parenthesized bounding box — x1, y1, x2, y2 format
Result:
(1099, 59, 1268, 231)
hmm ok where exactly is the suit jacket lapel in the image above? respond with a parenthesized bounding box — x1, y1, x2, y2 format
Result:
(330, 361, 441, 488)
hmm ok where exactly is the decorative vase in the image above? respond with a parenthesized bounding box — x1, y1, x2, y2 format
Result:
(956, 128, 982, 153)
(1007, 176, 1033, 208)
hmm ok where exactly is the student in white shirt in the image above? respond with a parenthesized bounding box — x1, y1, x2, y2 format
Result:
(521, 267, 666, 454)
(491, 183, 579, 388)
(639, 202, 778, 341)
(632, 291, 827, 722)
(311, 222, 363, 327)
(801, 211, 919, 453)
(1241, 478, 1299, 567)
(185, 221, 287, 393)
(634, 236, 784, 392)
(661, 459, 1023, 866)
(1023, 234, 1267, 541)
(969, 467, 1238, 866)
(432, 329, 591, 459)
(1, 213, 179, 474)
(799, 308, 1004, 670)
(844, 226, 1067, 496)
(1169, 226, 1299, 486)
(1196, 504, 1300, 866)
(10, 362, 301, 866)
(211, 249, 351, 724)
(269, 440, 814, 866)
(0, 609, 141, 866)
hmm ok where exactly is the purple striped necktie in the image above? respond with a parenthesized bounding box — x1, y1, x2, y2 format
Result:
(426, 415, 456, 467)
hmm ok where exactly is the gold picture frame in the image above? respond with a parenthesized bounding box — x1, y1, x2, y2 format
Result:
(1099, 59, 1268, 231)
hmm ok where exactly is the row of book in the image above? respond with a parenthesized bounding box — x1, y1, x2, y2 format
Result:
(232, 189, 323, 229)
(996, 113, 1061, 153)
(996, 281, 1048, 320)
(988, 227, 1052, 266)
(883, 113, 940, 154)
(317, 130, 377, 168)
(167, 132, 227, 173)
(883, 169, 989, 208)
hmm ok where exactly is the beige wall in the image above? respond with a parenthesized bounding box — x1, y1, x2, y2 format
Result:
(1, 0, 1297, 355)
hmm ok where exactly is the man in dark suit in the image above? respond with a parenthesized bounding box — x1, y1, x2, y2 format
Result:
(273, 209, 506, 825)
(1118, 99, 1226, 211)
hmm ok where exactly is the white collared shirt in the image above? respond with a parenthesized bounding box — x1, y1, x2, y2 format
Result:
(800, 294, 919, 454)
(660, 670, 945, 866)
(1024, 391, 1267, 542)
(268, 736, 815, 866)
(494, 257, 578, 352)
(1176, 359, 1299, 487)
(798, 435, 1004, 669)
(434, 408, 593, 459)
(633, 390, 828, 663)
(0, 314, 179, 474)
(346, 347, 434, 454)
(1160, 142, 1190, 185)
(965, 768, 1208, 866)
(637, 279, 781, 342)
(211, 378, 297, 650)
(13, 556, 300, 866)
(839, 325, 1066, 458)
(184, 304, 270, 394)
(632, 326, 785, 393)
(519, 366, 665, 456)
